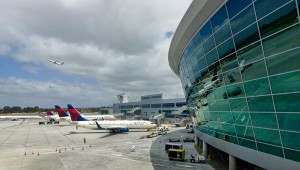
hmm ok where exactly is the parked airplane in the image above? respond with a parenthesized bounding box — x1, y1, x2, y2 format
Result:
(0, 115, 43, 120)
(68, 104, 156, 133)
(44, 110, 58, 120)
(48, 59, 64, 65)
(55, 105, 70, 121)
(67, 104, 116, 121)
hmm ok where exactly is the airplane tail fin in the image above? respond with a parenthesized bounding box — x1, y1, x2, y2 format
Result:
(46, 110, 54, 116)
(67, 104, 88, 121)
(55, 105, 69, 117)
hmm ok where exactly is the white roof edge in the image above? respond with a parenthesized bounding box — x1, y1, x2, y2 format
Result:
(168, 0, 225, 76)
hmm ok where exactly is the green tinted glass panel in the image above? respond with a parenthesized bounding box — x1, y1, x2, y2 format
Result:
(203, 36, 215, 54)
(244, 78, 271, 96)
(234, 23, 260, 51)
(222, 123, 236, 136)
(270, 71, 300, 94)
(231, 5, 256, 35)
(235, 125, 254, 140)
(223, 68, 242, 85)
(208, 100, 218, 111)
(216, 132, 226, 140)
(277, 113, 300, 131)
(238, 138, 257, 150)
(221, 53, 238, 72)
(254, 128, 281, 146)
(214, 122, 223, 133)
(214, 23, 231, 46)
(219, 112, 233, 124)
(274, 93, 300, 112)
(248, 96, 274, 112)
(232, 112, 251, 126)
(211, 112, 219, 121)
(217, 100, 231, 111)
(284, 148, 300, 162)
(229, 98, 248, 111)
(258, 1, 298, 38)
(281, 131, 300, 150)
(204, 111, 211, 121)
(237, 41, 263, 66)
(214, 86, 227, 100)
(263, 25, 300, 58)
(225, 135, 238, 144)
(241, 59, 267, 81)
(207, 88, 216, 101)
(226, 83, 245, 99)
(257, 143, 284, 157)
(250, 113, 277, 129)
(217, 38, 235, 59)
(255, 0, 292, 19)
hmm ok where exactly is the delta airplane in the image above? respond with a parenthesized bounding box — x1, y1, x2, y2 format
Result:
(67, 104, 116, 121)
(0, 115, 42, 120)
(48, 59, 64, 65)
(44, 110, 59, 120)
(68, 104, 156, 133)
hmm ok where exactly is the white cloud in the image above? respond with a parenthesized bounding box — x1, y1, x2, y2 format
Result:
(0, 0, 192, 107)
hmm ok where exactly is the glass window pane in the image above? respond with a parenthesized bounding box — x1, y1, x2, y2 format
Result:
(200, 21, 212, 42)
(226, 83, 245, 99)
(251, 112, 278, 129)
(217, 100, 231, 111)
(206, 49, 218, 66)
(270, 71, 300, 94)
(238, 138, 257, 150)
(222, 124, 236, 136)
(244, 78, 271, 96)
(262, 25, 300, 57)
(257, 143, 284, 157)
(214, 23, 231, 46)
(258, 1, 298, 38)
(232, 112, 251, 126)
(284, 148, 300, 162)
(254, 128, 281, 146)
(195, 46, 205, 60)
(274, 93, 300, 112)
(203, 111, 211, 121)
(211, 112, 219, 121)
(219, 112, 234, 124)
(254, 0, 292, 19)
(203, 36, 216, 54)
(277, 113, 300, 131)
(211, 6, 229, 32)
(197, 57, 208, 72)
(220, 53, 238, 72)
(226, 0, 252, 19)
(241, 59, 267, 81)
(208, 100, 218, 111)
(214, 86, 227, 100)
(234, 23, 260, 51)
(230, 5, 256, 35)
(229, 98, 248, 111)
(248, 96, 274, 112)
(236, 125, 255, 140)
(281, 131, 300, 150)
(225, 135, 238, 144)
(237, 41, 263, 66)
(217, 38, 235, 60)
(223, 68, 242, 85)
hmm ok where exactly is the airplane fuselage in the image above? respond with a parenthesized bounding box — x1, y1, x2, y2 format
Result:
(74, 120, 156, 130)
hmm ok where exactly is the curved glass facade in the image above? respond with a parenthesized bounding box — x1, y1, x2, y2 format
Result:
(179, 0, 300, 162)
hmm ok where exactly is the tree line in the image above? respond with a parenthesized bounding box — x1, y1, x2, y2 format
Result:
(0, 106, 101, 114)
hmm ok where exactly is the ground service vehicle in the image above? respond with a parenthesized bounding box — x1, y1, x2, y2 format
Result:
(168, 149, 185, 161)
(165, 143, 183, 151)
(190, 155, 206, 163)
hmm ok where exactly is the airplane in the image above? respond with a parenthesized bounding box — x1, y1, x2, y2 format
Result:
(55, 105, 70, 121)
(67, 104, 157, 133)
(44, 110, 59, 121)
(48, 59, 64, 65)
(0, 115, 43, 120)
(66, 104, 116, 121)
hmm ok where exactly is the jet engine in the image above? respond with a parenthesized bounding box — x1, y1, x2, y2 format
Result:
(120, 127, 129, 132)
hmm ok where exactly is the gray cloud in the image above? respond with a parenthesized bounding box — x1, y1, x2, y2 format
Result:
(0, 0, 191, 107)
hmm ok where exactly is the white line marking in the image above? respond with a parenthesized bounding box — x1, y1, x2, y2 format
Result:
(112, 154, 122, 157)
(176, 164, 193, 168)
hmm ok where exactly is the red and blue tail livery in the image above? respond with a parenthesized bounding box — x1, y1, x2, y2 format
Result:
(67, 104, 88, 121)
(46, 110, 54, 116)
(55, 105, 69, 117)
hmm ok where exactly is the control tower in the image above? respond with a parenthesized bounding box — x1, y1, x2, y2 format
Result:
(117, 93, 128, 103)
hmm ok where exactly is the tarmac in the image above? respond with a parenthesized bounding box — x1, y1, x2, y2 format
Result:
(0, 119, 216, 170)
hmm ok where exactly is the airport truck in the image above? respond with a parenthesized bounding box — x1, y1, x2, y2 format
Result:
(168, 149, 185, 161)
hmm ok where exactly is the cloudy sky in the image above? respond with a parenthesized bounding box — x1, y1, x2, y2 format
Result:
(0, 0, 192, 108)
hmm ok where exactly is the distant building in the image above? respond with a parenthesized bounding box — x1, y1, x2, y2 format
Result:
(99, 106, 113, 115)
(113, 93, 187, 119)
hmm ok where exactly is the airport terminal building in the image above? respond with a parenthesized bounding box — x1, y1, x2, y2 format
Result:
(113, 94, 187, 119)
(169, 0, 300, 169)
